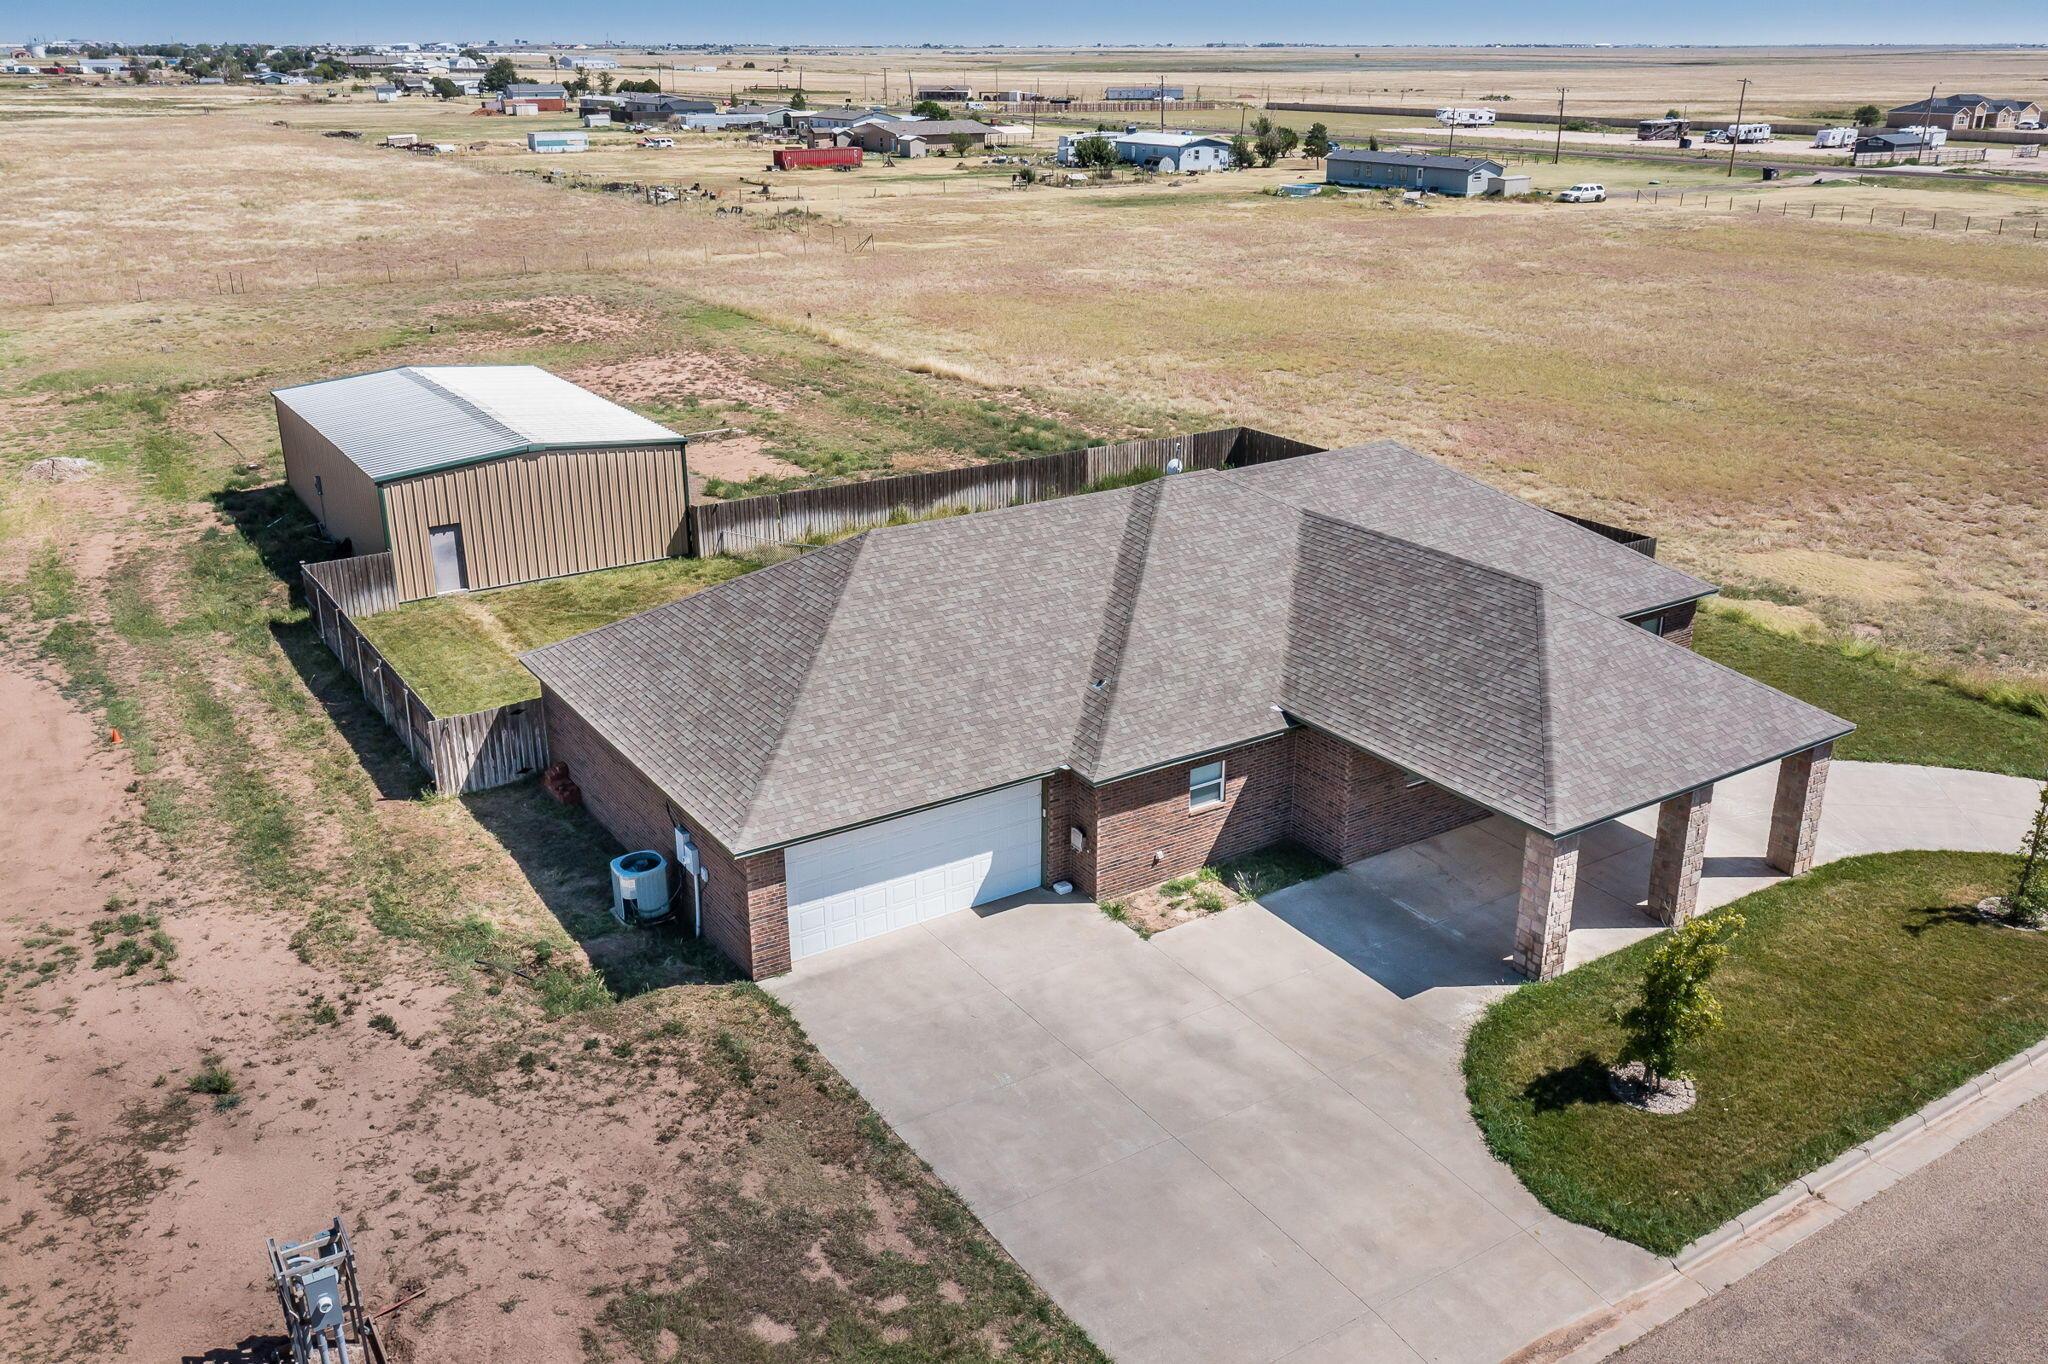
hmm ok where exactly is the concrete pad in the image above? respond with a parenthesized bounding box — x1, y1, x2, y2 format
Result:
(764, 922, 992, 1030)
(1184, 1076, 1521, 1306)
(1332, 1039, 1550, 1229)
(815, 986, 1077, 1121)
(1233, 961, 1456, 1074)
(1527, 1213, 1672, 1305)
(1089, 1001, 1326, 1136)
(896, 1058, 1167, 1213)
(1152, 901, 1346, 1000)
(1375, 1232, 1605, 1364)
(1003, 937, 1224, 1055)
(922, 890, 1134, 991)
(1268, 874, 1520, 999)
(1280, 1311, 1425, 1363)
(984, 1141, 1365, 1364)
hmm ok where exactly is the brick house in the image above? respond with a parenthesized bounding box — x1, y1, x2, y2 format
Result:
(525, 443, 1848, 982)
(1886, 94, 2044, 131)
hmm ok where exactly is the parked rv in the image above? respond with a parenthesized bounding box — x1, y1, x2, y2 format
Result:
(1435, 107, 1496, 127)
(1637, 118, 1688, 141)
(1812, 127, 1858, 149)
(1705, 123, 1775, 144)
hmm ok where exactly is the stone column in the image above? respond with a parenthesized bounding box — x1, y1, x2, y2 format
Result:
(1513, 830, 1581, 981)
(1647, 786, 1714, 926)
(1767, 741, 1833, 876)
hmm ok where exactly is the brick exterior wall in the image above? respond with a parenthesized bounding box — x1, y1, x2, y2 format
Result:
(1043, 769, 1083, 890)
(1767, 740, 1833, 876)
(1631, 600, 1698, 649)
(541, 686, 787, 977)
(1289, 728, 1487, 866)
(1080, 735, 1297, 902)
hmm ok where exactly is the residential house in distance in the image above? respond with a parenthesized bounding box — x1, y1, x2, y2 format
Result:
(845, 118, 1007, 156)
(614, 92, 717, 121)
(1114, 130, 1235, 172)
(502, 81, 567, 111)
(1327, 149, 1516, 196)
(915, 84, 973, 102)
(1105, 83, 1185, 101)
(791, 104, 903, 134)
(680, 103, 790, 130)
(1886, 93, 2043, 131)
(525, 443, 1846, 982)
(273, 365, 690, 603)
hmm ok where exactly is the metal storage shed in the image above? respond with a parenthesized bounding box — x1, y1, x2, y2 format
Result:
(274, 365, 690, 602)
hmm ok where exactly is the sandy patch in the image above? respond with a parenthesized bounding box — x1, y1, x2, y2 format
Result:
(568, 350, 791, 413)
(688, 434, 806, 486)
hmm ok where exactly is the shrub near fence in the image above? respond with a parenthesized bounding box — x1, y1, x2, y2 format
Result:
(687, 426, 1324, 554)
(302, 556, 548, 795)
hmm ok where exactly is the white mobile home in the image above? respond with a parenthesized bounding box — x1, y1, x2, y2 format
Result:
(1114, 131, 1235, 172)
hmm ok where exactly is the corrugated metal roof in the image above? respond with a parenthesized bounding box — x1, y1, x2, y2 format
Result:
(1328, 148, 1505, 174)
(271, 365, 681, 483)
(1115, 131, 1231, 148)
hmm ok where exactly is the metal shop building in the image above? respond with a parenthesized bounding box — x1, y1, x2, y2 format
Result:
(274, 365, 690, 602)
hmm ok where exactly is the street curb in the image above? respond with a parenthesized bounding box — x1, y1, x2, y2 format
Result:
(1504, 1039, 2047, 1364)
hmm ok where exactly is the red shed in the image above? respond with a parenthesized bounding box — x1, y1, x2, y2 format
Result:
(774, 146, 863, 170)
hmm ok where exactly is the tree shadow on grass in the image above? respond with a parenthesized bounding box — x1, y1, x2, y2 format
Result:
(1903, 901, 1998, 938)
(465, 781, 742, 1001)
(1522, 1053, 1620, 1114)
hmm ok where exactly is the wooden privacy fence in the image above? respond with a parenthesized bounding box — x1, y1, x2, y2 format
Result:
(302, 558, 548, 796)
(688, 426, 1325, 555)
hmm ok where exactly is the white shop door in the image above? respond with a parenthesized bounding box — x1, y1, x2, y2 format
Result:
(784, 780, 1042, 962)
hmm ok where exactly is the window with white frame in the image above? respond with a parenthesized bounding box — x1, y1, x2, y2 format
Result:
(1189, 760, 1226, 811)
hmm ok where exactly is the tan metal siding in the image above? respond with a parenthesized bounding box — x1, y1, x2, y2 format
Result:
(382, 443, 691, 601)
(276, 399, 386, 553)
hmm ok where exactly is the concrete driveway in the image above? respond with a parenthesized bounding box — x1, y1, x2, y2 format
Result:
(765, 761, 2037, 1364)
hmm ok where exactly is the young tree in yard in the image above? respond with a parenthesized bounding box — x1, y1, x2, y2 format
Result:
(1854, 103, 1882, 127)
(789, 87, 808, 110)
(1302, 122, 1331, 163)
(482, 57, 518, 92)
(1229, 133, 1254, 168)
(1254, 121, 1297, 167)
(911, 98, 946, 120)
(1073, 133, 1116, 169)
(2005, 780, 2048, 928)
(1615, 913, 1745, 1087)
(429, 76, 460, 100)
(948, 132, 973, 157)
(597, 69, 613, 95)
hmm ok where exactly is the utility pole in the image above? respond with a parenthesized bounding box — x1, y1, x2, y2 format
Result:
(1554, 87, 1566, 163)
(1726, 77, 1750, 177)
(1920, 83, 1938, 162)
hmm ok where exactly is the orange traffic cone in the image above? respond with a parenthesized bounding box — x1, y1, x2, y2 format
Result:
(109, 728, 123, 745)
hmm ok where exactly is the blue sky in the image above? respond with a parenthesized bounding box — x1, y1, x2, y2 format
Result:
(16, 1, 2047, 45)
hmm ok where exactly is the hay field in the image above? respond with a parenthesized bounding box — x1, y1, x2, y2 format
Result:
(3, 81, 2045, 686)
(593, 44, 2048, 121)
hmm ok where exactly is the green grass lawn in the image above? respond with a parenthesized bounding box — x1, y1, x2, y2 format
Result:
(1695, 608, 2048, 778)
(1464, 851, 2048, 1255)
(355, 557, 751, 715)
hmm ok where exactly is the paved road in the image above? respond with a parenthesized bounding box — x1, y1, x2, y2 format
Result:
(1620, 1095, 2048, 1363)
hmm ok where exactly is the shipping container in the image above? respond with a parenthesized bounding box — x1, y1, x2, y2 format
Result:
(773, 146, 863, 170)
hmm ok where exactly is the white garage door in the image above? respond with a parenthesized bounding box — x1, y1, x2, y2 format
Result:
(784, 780, 1043, 962)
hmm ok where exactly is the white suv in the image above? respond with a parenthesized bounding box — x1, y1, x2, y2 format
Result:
(1557, 182, 1607, 202)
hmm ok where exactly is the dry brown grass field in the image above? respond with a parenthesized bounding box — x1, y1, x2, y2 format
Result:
(562, 43, 2048, 122)
(0, 69, 2044, 1359)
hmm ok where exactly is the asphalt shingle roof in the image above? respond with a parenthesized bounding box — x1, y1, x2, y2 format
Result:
(271, 365, 681, 482)
(524, 444, 1848, 853)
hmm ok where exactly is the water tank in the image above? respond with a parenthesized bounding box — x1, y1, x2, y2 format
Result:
(610, 850, 671, 926)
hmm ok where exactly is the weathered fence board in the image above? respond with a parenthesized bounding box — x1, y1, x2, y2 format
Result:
(687, 426, 1326, 556)
(300, 558, 547, 795)
(303, 552, 398, 616)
